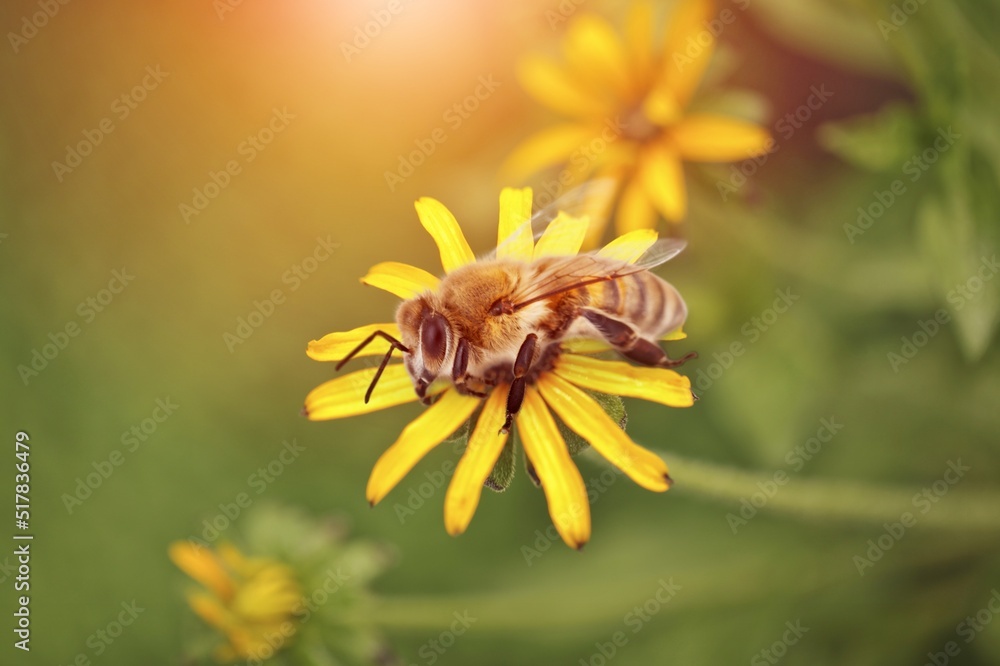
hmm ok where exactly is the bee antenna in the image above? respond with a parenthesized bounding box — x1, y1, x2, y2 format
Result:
(335, 330, 409, 371)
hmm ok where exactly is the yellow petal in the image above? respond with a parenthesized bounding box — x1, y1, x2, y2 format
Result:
(501, 123, 597, 182)
(671, 114, 773, 162)
(414, 197, 475, 273)
(641, 143, 687, 222)
(616, 190, 657, 237)
(217, 542, 256, 577)
(561, 339, 614, 354)
(641, 82, 683, 126)
(554, 354, 694, 407)
(169, 542, 236, 601)
(538, 374, 671, 491)
(563, 14, 630, 100)
(187, 591, 232, 632)
(616, 177, 658, 234)
(626, 1, 655, 92)
(497, 187, 534, 260)
(360, 262, 439, 299)
(366, 390, 480, 505)
(443, 389, 509, 536)
(234, 569, 302, 621)
(517, 387, 590, 549)
(660, 0, 716, 108)
(533, 211, 589, 258)
(517, 54, 609, 119)
(579, 161, 627, 249)
(304, 364, 417, 420)
(598, 228, 659, 263)
(307, 323, 402, 363)
(663, 326, 687, 341)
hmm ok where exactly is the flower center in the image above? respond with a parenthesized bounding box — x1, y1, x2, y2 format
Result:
(481, 343, 563, 387)
(621, 105, 662, 144)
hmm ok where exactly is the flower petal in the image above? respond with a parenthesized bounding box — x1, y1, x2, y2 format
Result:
(554, 354, 694, 407)
(497, 187, 534, 261)
(304, 364, 417, 420)
(538, 374, 671, 491)
(598, 228, 658, 263)
(660, 0, 716, 108)
(414, 197, 475, 273)
(361, 262, 440, 299)
(187, 591, 232, 632)
(663, 326, 687, 341)
(233, 567, 302, 621)
(671, 114, 773, 162)
(169, 542, 235, 601)
(616, 177, 659, 234)
(307, 323, 402, 362)
(444, 389, 509, 536)
(580, 161, 627, 249)
(626, 1, 655, 92)
(641, 143, 687, 222)
(533, 211, 589, 258)
(517, 387, 590, 549)
(641, 82, 683, 126)
(560, 339, 614, 354)
(501, 123, 597, 182)
(563, 14, 630, 100)
(517, 54, 610, 119)
(367, 390, 481, 505)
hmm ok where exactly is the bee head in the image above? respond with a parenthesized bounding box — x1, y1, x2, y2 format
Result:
(397, 297, 454, 399)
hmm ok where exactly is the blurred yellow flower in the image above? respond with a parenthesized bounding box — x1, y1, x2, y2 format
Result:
(304, 187, 694, 549)
(505, 0, 772, 240)
(169, 541, 303, 663)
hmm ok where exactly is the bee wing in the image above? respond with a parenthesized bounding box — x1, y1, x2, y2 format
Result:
(510, 238, 687, 308)
(627, 237, 687, 270)
(510, 255, 638, 308)
(492, 179, 616, 259)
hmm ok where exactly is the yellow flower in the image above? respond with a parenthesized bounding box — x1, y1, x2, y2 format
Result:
(169, 541, 303, 663)
(505, 0, 772, 240)
(304, 187, 694, 550)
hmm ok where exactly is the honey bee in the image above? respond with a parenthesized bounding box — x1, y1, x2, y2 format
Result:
(338, 184, 696, 433)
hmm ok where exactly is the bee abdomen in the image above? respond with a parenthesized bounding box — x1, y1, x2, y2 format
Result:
(590, 272, 686, 338)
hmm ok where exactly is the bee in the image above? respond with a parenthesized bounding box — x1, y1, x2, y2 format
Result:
(337, 183, 696, 433)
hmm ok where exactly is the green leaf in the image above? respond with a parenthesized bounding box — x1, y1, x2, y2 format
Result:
(917, 194, 1000, 360)
(443, 414, 472, 448)
(485, 438, 516, 492)
(553, 390, 627, 457)
(818, 103, 919, 172)
(485, 391, 627, 490)
(748, 0, 900, 79)
(690, 88, 772, 126)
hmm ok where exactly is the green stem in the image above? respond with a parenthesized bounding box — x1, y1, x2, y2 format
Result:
(364, 453, 1000, 633)
(665, 453, 1000, 530)
(366, 526, 990, 632)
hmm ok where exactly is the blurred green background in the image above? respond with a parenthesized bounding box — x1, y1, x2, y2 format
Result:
(2, 0, 999, 664)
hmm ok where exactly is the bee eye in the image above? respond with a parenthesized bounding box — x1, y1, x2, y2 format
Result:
(420, 314, 448, 364)
(489, 299, 512, 316)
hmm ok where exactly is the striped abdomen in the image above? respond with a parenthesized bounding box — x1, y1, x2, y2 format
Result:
(585, 271, 687, 339)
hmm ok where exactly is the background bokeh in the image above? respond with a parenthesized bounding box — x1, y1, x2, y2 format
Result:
(2, 0, 999, 664)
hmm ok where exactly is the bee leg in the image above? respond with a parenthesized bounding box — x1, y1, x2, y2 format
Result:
(582, 309, 635, 347)
(452, 337, 470, 386)
(626, 338, 698, 369)
(501, 334, 537, 434)
(452, 338, 489, 397)
(582, 309, 696, 368)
